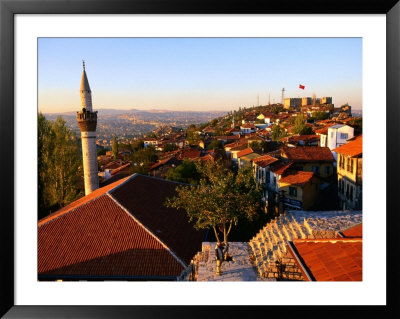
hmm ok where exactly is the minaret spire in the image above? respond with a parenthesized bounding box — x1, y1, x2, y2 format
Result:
(76, 62, 99, 195)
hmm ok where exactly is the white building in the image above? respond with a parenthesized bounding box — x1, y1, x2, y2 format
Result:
(325, 124, 354, 162)
(143, 138, 158, 148)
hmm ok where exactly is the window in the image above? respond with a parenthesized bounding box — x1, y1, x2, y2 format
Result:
(325, 166, 330, 175)
(289, 187, 297, 197)
(312, 166, 320, 175)
(350, 186, 354, 201)
(331, 132, 334, 138)
(340, 133, 348, 140)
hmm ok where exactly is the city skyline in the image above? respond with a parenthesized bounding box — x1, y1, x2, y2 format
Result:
(39, 37, 362, 113)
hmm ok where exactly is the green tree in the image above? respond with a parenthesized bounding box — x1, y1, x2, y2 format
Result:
(207, 140, 223, 150)
(38, 114, 83, 219)
(165, 161, 262, 249)
(311, 111, 329, 121)
(129, 145, 158, 175)
(293, 114, 313, 135)
(271, 125, 287, 141)
(210, 118, 218, 127)
(112, 135, 118, 159)
(186, 127, 200, 146)
(165, 160, 200, 185)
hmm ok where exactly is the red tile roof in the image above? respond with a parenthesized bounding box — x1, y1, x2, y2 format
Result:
(288, 238, 362, 281)
(179, 149, 202, 159)
(253, 155, 279, 168)
(333, 135, 362, 157)
(228, 143, 249, 152)
(38, 195, 183, 278)
(149, 156, 178, 170)
(237, 148, 254, 158)
(340, 223, 362, 238)
(279, 171, 315, 186)
(110, 163, 131, 176)
(282, 146, 335, 162)
(38, 177, 129, 227)
(241, 123, 256, 129)
(270, 161, 294, 175)
(285, 135, 320, 143)
(38, 175, 205, 279)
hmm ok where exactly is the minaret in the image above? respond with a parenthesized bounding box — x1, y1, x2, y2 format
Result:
(76, 61, 99, 195)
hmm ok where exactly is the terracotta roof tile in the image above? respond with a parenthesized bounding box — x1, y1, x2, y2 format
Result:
(333, 135, 362, 157)
(38, 177, 129, 226)
(282, 146, 335, 162)
(270, 161, 294, 175)
(38, 194, 184, 278)
(110, 175, 205, 265)
(241, 123, 256, 129)
(237, 148, 254, 158)
(279, 171, 315, 186)
(289, 238, 362, 281)
(253, 155, 279, 168)
(38, 175, 205, 279)
(340, 223, 362, 238)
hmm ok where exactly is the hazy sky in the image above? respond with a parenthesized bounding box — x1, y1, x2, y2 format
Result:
(38, 38, 362, 113)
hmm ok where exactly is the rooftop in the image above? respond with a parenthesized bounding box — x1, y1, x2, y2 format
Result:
(38, 174, 205, 280)
(333, 135, 362, 157)
(279, 171, 316, 186)
(281, 146, 335, 162)
(288, 238, 362, 281)
(253, 155, 279, 168)
(237, 148, 254, 158)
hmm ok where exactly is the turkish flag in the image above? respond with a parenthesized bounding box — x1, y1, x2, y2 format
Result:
(299, 84, 305, 90)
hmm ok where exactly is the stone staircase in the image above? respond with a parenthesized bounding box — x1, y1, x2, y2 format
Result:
(249, 210, 362, 280)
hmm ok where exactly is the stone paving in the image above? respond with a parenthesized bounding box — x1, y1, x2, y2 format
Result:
(195, 242, 274, 281)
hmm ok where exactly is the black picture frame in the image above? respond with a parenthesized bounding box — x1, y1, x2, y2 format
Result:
(1, 0, 398, 318)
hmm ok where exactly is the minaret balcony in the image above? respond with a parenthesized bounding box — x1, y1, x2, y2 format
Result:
(77, 110, 98, 132)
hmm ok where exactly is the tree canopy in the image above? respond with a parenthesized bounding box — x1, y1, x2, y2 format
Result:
(112, 135, 118, 159)
(271, 125, 287, 141)
(38, 113, 83, 219)
(165, 161, 262, 245)
(165, 159, 200, 185)
(293, 114, 313, 135)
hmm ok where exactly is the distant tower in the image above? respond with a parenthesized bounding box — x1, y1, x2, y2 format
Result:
(281, 88, 285, 105)
(76, 61, 99, 195)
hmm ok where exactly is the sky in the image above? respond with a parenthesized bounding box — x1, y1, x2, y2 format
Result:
(38, 38, 362, 113)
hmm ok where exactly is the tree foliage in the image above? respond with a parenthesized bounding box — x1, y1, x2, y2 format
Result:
(165, 159, 200, 185)
(271, 125, 287, 141)
(112, 135, 118, 159)
(38, 113, 83, 219)
(311, 111, 329, 121)
(207, 140, 223, 150)
(293, 114, 313, 135)
(165, 161, 262, 245)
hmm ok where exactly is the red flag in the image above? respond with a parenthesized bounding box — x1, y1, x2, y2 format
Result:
(299, 84, 305, 90)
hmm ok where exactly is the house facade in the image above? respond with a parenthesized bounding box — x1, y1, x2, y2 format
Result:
(334, 136, 362, 210)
